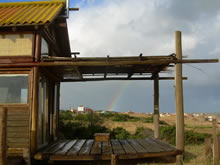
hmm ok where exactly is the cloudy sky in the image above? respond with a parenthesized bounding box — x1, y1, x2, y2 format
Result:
(62, 0, 220, 113)
(2, 0, 220, 113)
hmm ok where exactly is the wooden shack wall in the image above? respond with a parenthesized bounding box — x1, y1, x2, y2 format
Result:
(0, 69, 33, 155)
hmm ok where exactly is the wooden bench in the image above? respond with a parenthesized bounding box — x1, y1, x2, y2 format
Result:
(94, 133, 110, 148)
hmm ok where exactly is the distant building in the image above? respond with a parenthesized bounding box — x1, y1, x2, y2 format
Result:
(85, 108, 93, 113)
(78, 105, 85, 113)
(70, 108, 77, 113)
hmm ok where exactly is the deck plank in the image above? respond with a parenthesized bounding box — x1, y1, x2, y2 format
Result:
(147, 138, 175, 152)
(144, 138, 168, 152)
(102, 141, 112, 155)
(111, 139, 125, 154)
(119, 140, 136, 154)
(127, 139, 146, 153)
(79, 140, 94, 155)
(43, 140, 67, 154)
(149, 138, 176, 151)
(55, 140, 77, 155)
(66, 140, 86, 155)
(90, 142, 101, 155)
(136, 139, 160, 152)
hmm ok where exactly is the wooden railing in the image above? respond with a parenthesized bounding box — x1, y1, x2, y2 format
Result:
(0, 107, 7, 165)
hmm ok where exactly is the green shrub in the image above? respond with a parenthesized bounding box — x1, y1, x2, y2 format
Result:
(112, 113, 140, 122)
(111, 127, 130, 139)
(142, 116, 154, 123)
(133, 127, 154, 139)
(160, 125, 211, 145)
(59, 110, 73, 121)
(74, 113, 103, 126)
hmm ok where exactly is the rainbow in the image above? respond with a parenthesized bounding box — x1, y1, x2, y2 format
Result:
(106, 81, 130, 112)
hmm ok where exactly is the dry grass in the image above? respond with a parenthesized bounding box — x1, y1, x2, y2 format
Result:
(136, 145, 212, 165)
(101, 112, 217, 165)
(103, 119, 154, 134)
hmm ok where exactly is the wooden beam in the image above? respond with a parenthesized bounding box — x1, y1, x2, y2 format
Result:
(175, 31, 184, 165)
(35, 33, 41, 62)
(31, 67, 39, 153)
(74, 66, 83, 80)
(62, 77, 188, 82)
(0, 59, 217, 68)
(153, 74, 160, 139)
(0, 107, 7, 165)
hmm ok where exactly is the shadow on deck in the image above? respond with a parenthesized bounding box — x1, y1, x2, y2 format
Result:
(34, 138, 181, 163)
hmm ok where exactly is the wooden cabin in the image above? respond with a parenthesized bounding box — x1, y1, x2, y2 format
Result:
(0, 0, 71, 156)
(0, 1, 218, 164)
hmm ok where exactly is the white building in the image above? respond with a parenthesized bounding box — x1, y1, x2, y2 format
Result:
(78, 105, 85, 112)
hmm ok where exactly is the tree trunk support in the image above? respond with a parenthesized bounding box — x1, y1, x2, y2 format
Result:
(175, 31, 184, 165)
(0, 107, 7, 165)
(154, 73, 160, 139)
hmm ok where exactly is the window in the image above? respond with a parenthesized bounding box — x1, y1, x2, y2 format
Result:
(0, 34, 33, 56)
(41, 38, 49, 57)
(0, 74, 28, 104)
(38, 76, 49, 147)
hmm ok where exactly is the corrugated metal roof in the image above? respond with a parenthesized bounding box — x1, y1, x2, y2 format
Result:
(0, 0, 65, 27)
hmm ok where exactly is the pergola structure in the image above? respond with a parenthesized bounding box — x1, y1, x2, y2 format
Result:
(0, 1, 218, 165)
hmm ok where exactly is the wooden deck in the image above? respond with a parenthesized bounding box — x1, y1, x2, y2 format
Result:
(34, 138, 181, 161)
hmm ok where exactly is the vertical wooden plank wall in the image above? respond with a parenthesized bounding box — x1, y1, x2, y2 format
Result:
(0, 107, 7, 165)
(175, 31, 184, 165)
(154, 74, 160, 139)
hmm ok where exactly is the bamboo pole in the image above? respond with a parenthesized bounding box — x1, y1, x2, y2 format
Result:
(0, 59, 218, 68)
(212, 119, 219, 165)
(175, 31, 184, 165)
(62, 77, 188, 82)
(154, 74, 160, 139)
(0, 107, 7, 165)
(111, 154, 119, 165)
(31, 67, 39, 153)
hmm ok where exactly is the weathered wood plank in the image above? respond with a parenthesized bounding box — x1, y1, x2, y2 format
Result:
(102, 141, 112, 155)
(55, 140, 77, 155)
(47, 140, 69, 154)
(119, 140, 136, 154)
(0, 107, 7, 165)
(8, 132, 29, 138)
(146, 138, 172, 151)
(144, 138, 167, 152)
(7, 121, 29, 127)
(127, 139, 146, 153)
(111, 140, 125, 154)
(43, 140, 67, 154)
(8, 116, 29, 121)
(8, 143, 29, 148)
(8, 138, 29, 143)
(79, 140, 94, 155)
(8, 127, 29, 133)
(136, 139, 159, 152)
(8, 111, 29, 116)
(90, 141, 101, 155)
(149, 138, 176, 151)
(66, 140, 86, 155)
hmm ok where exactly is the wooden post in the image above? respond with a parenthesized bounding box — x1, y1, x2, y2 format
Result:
(31, 67, 39, 153)
(213, 119, 219, 165)
(111, 154, 119, 165)
(35, 33, 41, 62)
(175, 31, 184, 165)
(23, 148, 31, 165)
(0, 107, 7, 165)
(154, 73, 160, 139)
(205, 138, 212, 161)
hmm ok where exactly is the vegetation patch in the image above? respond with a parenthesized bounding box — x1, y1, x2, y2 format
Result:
(160, 125, 211, 145)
